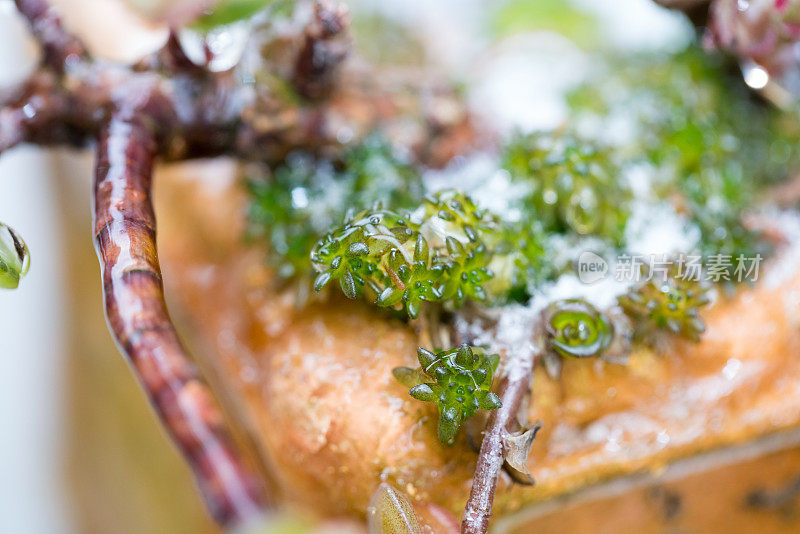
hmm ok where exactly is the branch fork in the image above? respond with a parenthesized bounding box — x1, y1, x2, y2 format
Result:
(0, 0, 355, 526)
(1, 0, 475, 528)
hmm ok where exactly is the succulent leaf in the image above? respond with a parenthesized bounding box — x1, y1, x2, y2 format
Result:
(409, 384, 437, 402)
(392, 367, 421, 388)
(367, 483, 424, 534)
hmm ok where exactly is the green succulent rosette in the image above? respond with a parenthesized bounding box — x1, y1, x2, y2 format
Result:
(503, 132, 631, 246)
(618, 263, 711, 342)
(393, 344, 502, 445)
(545, 299, 614, 359)
(310, 189, 544, 317)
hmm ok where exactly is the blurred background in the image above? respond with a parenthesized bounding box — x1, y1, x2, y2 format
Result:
(0, 0, 691, 532)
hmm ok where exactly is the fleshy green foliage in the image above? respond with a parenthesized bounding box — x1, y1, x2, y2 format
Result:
(683, 169, 770, 275)
(311, 210, 431, 314)
(545, 299, 613, 358)
(250, 46, 785, 326)
(311, 189, 546, 317)
(634, 51, 778, 268)
(192, 0, 276, 32)
(393, 345, 501, 445)
(247, 155, 347, 280)
(342, 135, 424, 209)
(420, 190, 496, 306)
(618, 263, 711, 342)
(0, 222, 30, 290)
(568, 46, 800, 264)
(502, 132, 631, 246)
(246, 136, 422, 281)
(491, 219, 553, 299)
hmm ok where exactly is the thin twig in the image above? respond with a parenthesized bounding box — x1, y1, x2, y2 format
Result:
(461, 321, 544, 534)
(0, 71, 80, 154)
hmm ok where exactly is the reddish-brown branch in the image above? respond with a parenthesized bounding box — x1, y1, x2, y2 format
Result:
(2, 0, 477, 526)
(93, 106, 268, 526)
(0, 70, 89, 153)
(14, 0, 87, 70)
(3, 1, 468, 164)
(461, 330, 542, 534)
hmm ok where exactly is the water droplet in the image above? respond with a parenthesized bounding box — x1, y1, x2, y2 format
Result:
(722, 358, 742, 380)
(336, 126, 354, 144)
(291, 187, 309, 209)
(178, 22, 250, 72)
(743, 63, 769, 90)
(22, 103, 36, 119)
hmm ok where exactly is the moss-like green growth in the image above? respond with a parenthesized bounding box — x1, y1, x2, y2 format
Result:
(393, 344, 501, 445)
(568, 46, 800, 268)
(248, 45, 790, 370)
(545, 299, 614, 358)
(310, 189, 547, 317)
(502, 132, 631, 246)
(342, 135, 424, 209)
(311, 210, 436, 317)
(618, 262, 711, 342)
(246, 135, 422, 281)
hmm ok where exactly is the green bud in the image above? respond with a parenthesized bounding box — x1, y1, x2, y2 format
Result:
(0, 223, 30, 290)
(619, 261, 711, 342)
(545, 299, 613, 359)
